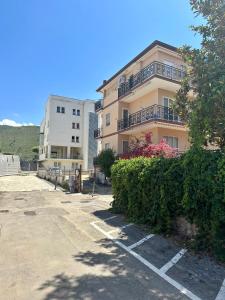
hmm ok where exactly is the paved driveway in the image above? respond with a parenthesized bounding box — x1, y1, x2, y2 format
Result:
(0, 174, 57, 191)
(0, 175, 224, 300)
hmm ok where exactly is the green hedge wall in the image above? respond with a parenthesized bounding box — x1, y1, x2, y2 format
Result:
(111, 147, 225, 261)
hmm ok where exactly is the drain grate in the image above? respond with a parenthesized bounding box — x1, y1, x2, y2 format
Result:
(61, 201, 71, 204)
(0, 210, 9, 213)
(24, 211, 36, 216)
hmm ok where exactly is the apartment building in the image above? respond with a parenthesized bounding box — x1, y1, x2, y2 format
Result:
(39, 95, 97, 171)
(94, 40, 190, 154)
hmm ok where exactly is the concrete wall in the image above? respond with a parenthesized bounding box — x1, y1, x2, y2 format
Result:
(0, 154, 21, 176)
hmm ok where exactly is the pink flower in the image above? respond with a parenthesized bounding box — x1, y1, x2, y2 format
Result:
(119, 132, 178, 159)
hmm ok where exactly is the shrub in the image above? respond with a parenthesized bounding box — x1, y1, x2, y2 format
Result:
(182, 147, 222, 250)
(61, 181, 69, 191)
(211, 155, 225, 261)
(95, 149, 115, 178)
(111, 148, 225, 261)
(111, 156, 184, 233)
(120, 132, 178, 159)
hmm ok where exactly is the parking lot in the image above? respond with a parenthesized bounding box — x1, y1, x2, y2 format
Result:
(0, 175, 224, 299)
(91, 212, 225, 300)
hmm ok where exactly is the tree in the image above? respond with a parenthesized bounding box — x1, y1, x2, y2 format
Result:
(32, 146, 39, 161)
(175, 0, 225, 149)
(95, 149, 115, 178)
(120, 132, 178, 159)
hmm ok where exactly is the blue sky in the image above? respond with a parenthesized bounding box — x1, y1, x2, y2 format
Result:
(0, 0, 202, 126)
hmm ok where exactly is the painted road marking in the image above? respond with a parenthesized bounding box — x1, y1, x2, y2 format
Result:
(108, 223, 134, 234)
(91, 221, 201, 300)
(94, 215, 118, 223)
(160, 249, 187, 273)
(215, 279, 225, 300)
(127, 234, 155, 250)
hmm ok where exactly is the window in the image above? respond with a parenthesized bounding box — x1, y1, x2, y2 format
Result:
(163, 97, 178, 121)
(106, 113, 110, 126)
(72, 123, 79, 129)
(72, 136, 75, 143)
(122, 140, 129, 153)
(122, 109, 129, 128)
(105, 143, 110, 150)
(163, 136, 178, 148)
(76, 136, 80, 143)
(73, 109, 80, 116)
(163, 97, 174, 108)
(54, 162, 61, 168)
(57, 106, 65, 114)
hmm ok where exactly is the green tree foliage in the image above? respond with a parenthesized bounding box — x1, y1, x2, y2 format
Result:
(32, 146, 39, 161)
(0, 125, 40, 160)
(111, 157, 184, 233)
(175, 0, 225, 149)
(95, 149, 115, 178)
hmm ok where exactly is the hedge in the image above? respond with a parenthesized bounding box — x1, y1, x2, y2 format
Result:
(111, 147, 225, 261)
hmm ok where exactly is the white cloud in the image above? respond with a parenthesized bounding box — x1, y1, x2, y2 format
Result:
(0, 119, 35, 127)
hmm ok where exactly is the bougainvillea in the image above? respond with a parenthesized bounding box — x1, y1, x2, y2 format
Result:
(120, 132, 178, 159)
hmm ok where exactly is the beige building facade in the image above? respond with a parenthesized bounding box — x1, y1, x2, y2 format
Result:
(94, 40, 190, 154)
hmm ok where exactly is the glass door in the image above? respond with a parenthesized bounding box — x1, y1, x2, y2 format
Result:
(123, 109, 129, 128)
(163, 97, 174, 121)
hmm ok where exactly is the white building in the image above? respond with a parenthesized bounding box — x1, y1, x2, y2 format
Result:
(39, 95, 97, 171)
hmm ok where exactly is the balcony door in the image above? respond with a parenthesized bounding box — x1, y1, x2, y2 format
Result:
(122, 140, 129, 154)
(123, 109, 129, 129)
(163, 97, 176, 121)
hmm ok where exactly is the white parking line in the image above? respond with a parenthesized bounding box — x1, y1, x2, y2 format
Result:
(215, 279, 225, 300)
(94, 215, 118, 223)
(160, 249, 187, 273)
(108, 223, 134, 234)
(128, 234, 155, 250)
(91, 221, 201, 300)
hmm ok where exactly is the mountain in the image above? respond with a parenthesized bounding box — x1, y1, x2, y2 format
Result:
(0, 125, 40, 160)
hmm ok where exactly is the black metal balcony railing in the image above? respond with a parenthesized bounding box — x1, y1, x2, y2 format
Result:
(118, 61, 186, 98)
(95, 100, 103, 112)
(94, 128, 102, 138)
(117, 104, 184, 131)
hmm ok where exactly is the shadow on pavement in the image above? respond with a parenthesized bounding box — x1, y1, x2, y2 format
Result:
(38, 238, 184, 300)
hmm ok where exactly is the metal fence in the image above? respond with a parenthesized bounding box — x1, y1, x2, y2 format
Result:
(37, 166, 82, 192)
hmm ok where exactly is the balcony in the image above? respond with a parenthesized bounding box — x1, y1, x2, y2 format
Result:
(117, 104, 184, 131)
(118, 61, 185, 98)
(94, 128, 102, 138)
(95, 99, 103, 112)
(50, 153, 82, 159)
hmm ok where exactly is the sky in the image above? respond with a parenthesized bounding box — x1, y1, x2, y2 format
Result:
(0, 0, 202, 126)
